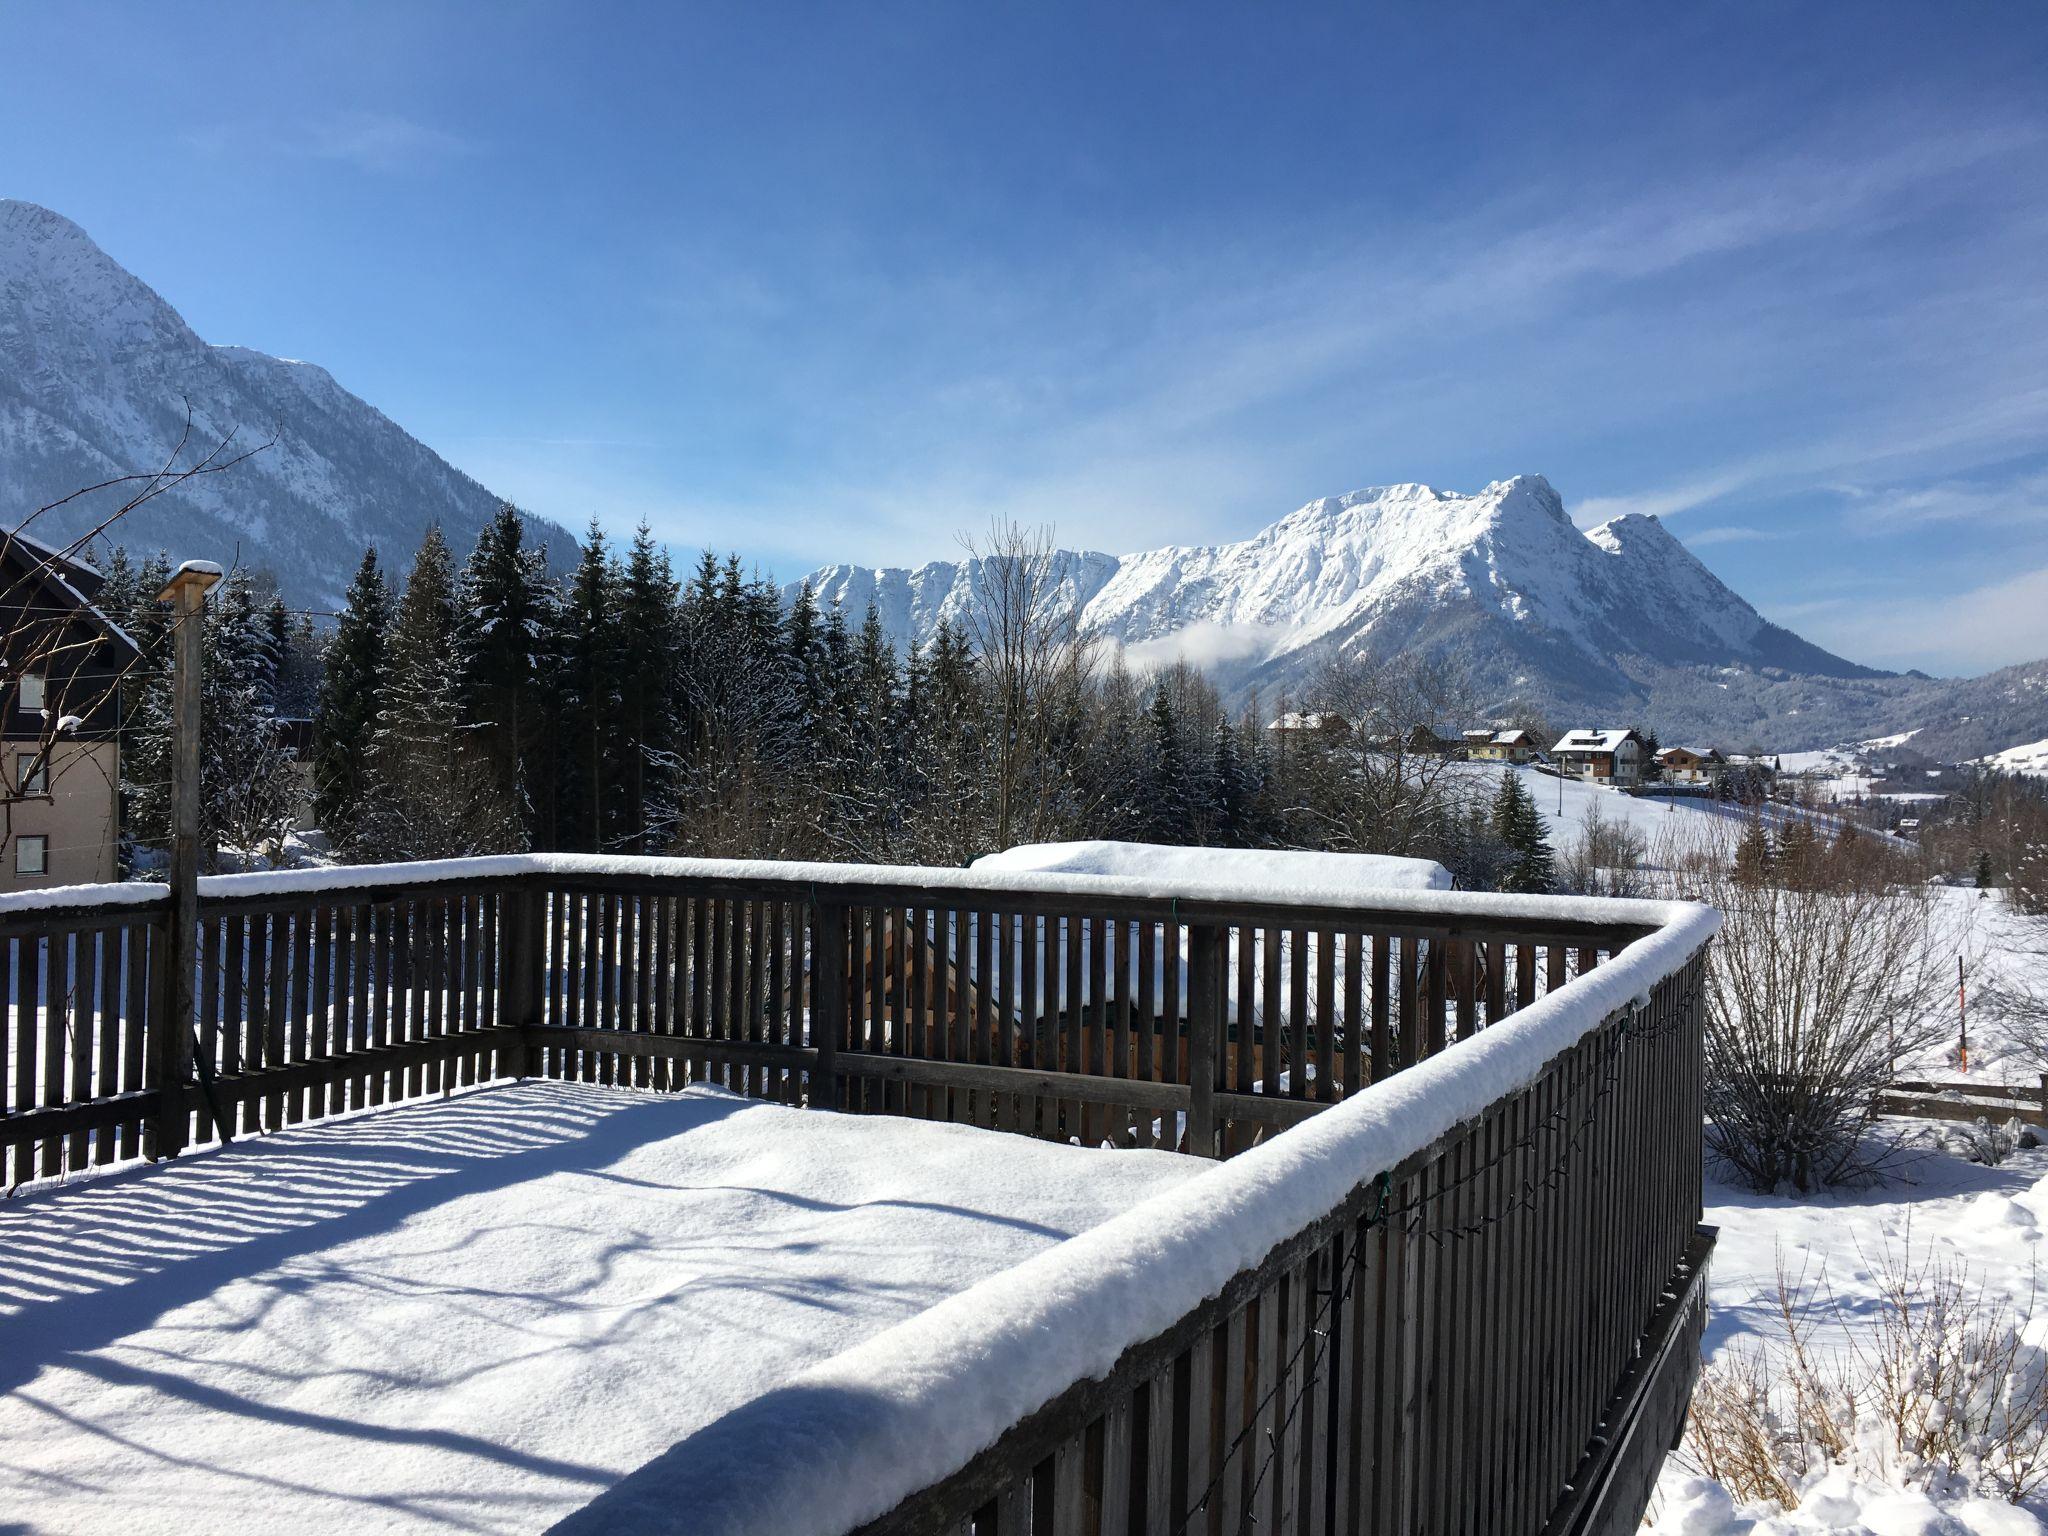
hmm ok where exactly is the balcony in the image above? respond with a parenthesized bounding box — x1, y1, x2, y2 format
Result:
(0, 853, 1717, 1535)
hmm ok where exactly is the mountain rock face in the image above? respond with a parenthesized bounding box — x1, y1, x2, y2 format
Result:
(799, 476, 2035, 754)
(0, 200, 577, 603)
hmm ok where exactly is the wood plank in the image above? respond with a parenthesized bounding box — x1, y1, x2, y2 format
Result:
(42, 931, 68, 1177)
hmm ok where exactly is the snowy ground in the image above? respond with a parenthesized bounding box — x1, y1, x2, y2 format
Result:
(1649, 891, 2048, 1534)
(0, 1081, 1198, 1534)
(1650, 1152, 2048, 1535)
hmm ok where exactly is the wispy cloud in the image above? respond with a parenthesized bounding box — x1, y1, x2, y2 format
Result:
(1683, 526, 1789, 548)
(1789, 563, 2048, 673)
(304, 112, 474, 172)
(1827, 468, 2048, 530)
(1571, 470, 1761, 526)
(185, 111, 475, 174)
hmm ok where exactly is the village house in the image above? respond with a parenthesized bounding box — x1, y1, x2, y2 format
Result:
(1551, 727, 1645, 785)
(0, 532, 140, 891)
(1654, 744, 1726, 784)
(1266, 710, 1350, 739)
(1464, 727, 1540, 764)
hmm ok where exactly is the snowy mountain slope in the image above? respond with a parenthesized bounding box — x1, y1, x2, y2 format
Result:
(0, 200, 577, 604)
(798, 476, 1960, 746)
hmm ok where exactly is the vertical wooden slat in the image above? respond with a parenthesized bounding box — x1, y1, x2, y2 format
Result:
(121, 923, 148, 1158)
(4, 938, 26, 1186)
(265, 912, 289, 1128)
(289, 906, 312, 1121)
(1287, 926, 1308, 1102)
(42, 931, 68, 1177)
(1313, 930, 1336, 1104)
(1186, 924, 1221, 1160)
(66, 931, 95, 1168)
(94, 927, 122, 1165)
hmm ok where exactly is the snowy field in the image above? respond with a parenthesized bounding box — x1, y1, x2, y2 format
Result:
(0, 1081, 1198, 1534)
(1650, 891, 2048, 1534)
(1652, 1153, 2048, 1535)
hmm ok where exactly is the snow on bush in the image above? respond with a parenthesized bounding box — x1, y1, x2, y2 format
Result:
(1681, 1239, 2048, 1515)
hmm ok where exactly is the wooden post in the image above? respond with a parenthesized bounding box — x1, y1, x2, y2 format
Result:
(502, 886, 546, 1079)
(1187, 923, 1222, 1157)
(147, 559, 220, 1161)
(810, 899, 845, 1110)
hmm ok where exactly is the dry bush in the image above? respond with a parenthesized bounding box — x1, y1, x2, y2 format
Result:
(1558, 799, 1650, 897)
(1683, 1241, 2048, 1508)
(1667, 824, 1966, 1191)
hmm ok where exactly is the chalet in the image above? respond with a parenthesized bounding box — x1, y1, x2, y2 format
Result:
(1551, 727, 1645, 785)
(0, 531, 141, 890)
(1266, 710, 1349, 738)
(1655, 745, 1725, 784)
(1465, 728, 1539, 764)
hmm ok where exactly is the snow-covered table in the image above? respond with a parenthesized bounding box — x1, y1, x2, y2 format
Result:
(0, 1082, 1198, 1534)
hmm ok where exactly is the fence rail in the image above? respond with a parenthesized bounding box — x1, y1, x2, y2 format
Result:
(0, 856, 1713, 1536)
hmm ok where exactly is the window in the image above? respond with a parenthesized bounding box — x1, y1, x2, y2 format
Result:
(18, 673, 45, 713)
(15, 752, 45, 795)
(15, 835, 47, 876)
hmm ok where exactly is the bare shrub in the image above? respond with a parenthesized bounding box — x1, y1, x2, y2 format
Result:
(1558, 800, 1650, 897)
(957, 520, 1098, 851)
(1682, 1241, 2048, 1508)
(1669, 825, 1965, 1191)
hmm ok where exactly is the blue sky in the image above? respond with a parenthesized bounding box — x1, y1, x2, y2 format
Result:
(4, 2, 2045, 676)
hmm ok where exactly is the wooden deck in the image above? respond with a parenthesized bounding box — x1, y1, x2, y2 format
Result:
(0, 855, 1713, 1535)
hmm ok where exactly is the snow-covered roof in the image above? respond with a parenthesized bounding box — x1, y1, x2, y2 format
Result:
(1552, 729, 1636, 755)
(1656, 745, 1720, 763)
(973, 839, 1454, 893)
(1267, 710, 1345, 732)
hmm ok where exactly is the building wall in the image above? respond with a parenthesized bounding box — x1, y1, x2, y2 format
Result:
(2, 740, 120, 890)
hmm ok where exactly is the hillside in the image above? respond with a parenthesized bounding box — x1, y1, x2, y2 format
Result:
(0, 200, 578, 603)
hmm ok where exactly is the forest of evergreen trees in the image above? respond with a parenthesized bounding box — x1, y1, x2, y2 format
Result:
(97, 504, 1561, 886)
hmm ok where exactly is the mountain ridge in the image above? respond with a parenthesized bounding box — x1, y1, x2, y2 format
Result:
(796, 476, 2037, 756)
(0, 199, 578, 602)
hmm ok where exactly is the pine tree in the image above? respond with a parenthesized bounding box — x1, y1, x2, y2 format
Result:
(119, 553, 175, 865)
(1144, 685, 1197, 843)
(202, 569, 299, 864)
(1732, 818, 1772, 887)
(558, 522, 625, 851)
(359, 526, 508, 858)
(618, 523, 680, 852)
(1490, 769, 1555, 893)
(455, 502, 556, 845)
(1211, 720, 1255, 846)
(311, 548, 392, 843)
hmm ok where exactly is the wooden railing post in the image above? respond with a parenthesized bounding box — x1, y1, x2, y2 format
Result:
(502, 886, 547, 1079)
(145, 562, 218, 1161)
(810, 898, 845, 1110)
(1187, 922, 1222, 1158)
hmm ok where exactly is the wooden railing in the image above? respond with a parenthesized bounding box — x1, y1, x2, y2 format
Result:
(0, 856, 1712, 1536)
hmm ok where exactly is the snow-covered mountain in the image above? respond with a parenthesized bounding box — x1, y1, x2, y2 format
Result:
(798, 476, 1931, 745)
(0, 200, 577, 604)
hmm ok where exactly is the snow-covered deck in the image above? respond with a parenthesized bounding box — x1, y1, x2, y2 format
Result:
(0, 1081, 1198, 1535)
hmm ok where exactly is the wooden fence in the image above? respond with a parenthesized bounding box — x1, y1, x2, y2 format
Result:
(1876, 1075, 2048, 1129)
(0, 857, 1711, 1536)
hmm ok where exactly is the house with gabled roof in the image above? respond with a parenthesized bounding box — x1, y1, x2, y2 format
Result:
(0, 530, 141, 889)
(1464, 727, 1539, 764)
(1655, 745, 1725, 784)
(1551, 728, 1645, 785)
